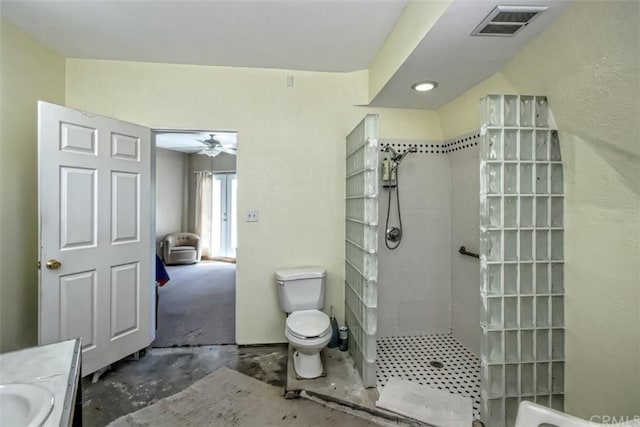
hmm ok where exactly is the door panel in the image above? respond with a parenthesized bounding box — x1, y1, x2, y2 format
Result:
(111, 133, 140, 160)
(211, 173, 237, 258)
(60, 167, 97, 249)
(111, 172, 140, 243)
(60, 122, 97, 154)
(59, 270, 97, 351)
(211, 177, 223, 255)
(110, 262, 139, 339)
(39, 101, 153, 375)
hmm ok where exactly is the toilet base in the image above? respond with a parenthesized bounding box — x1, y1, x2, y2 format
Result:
(293, 350, 326, 379)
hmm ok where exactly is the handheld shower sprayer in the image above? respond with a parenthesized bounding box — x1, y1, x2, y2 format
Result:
(381, 144, 418, 250)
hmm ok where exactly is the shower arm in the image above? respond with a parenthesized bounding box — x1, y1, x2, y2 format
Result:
(382, 144, 397, 157)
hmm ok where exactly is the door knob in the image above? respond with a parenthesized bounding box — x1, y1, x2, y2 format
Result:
(46, 259, 62, 270)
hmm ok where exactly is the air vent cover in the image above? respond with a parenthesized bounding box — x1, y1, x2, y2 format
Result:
(471, 5, 548, 37)
(478, 24, 521, 35)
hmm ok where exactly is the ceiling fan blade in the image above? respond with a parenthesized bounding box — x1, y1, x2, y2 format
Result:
(198, 148, 223, 157)
(221, 147, 237, 155)
(183, 144, 211, 149)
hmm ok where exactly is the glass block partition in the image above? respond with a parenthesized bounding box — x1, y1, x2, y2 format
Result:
(479, 95, 565, 427)
(345, 114, 379, 388)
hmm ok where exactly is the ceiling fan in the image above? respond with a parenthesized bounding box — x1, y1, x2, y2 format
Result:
(197, 134, 237, 157)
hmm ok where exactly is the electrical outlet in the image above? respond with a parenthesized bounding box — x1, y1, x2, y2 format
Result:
(245, 209, 259, 222)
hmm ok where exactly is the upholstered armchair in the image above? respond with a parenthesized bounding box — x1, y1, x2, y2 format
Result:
(163, 232, 201, 265)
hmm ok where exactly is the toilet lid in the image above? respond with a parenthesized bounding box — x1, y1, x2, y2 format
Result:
(286, 310, 330, 338)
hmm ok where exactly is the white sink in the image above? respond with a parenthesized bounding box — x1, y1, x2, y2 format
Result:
(0, 383, 54, 427)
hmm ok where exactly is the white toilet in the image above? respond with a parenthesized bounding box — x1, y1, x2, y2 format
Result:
(275, 267, 331, 379)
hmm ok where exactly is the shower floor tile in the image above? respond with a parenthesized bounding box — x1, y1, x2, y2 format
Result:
(377, 334, 481, 420)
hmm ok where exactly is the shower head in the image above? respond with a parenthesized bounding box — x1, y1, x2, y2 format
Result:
(392, 146, 418, 165)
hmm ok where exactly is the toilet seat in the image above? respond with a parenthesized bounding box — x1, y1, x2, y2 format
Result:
(286, 326, 331, 341)
(283, 309, 332, 379)
(286, 310, 330, 339)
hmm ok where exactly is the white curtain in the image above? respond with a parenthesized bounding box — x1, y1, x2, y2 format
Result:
(194, 172, 213, 258)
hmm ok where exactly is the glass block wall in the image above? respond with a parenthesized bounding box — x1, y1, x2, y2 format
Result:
(479, 95, 565, 427)
(345, 114, 379, 388)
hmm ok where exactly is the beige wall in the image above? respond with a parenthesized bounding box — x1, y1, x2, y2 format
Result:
(155, 148, 188, 254)
(0, 18, 66, 352)
(368, 0, 452, 101)
(65, 59, 439, 345)
(437, 73, 516, 139)
(437, 1, 640, 418)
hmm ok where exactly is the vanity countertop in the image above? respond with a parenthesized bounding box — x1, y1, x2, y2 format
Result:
(0, 339, 81, 426)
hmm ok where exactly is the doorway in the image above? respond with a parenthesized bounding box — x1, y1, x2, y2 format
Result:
(153, 130, 237, 347)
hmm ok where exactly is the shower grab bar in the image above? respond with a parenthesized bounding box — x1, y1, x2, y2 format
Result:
(458, 246, 479, 259)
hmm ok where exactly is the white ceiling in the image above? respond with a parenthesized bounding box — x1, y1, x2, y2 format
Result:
(155, 130, 237, 154)
(369, 0, 570, 109)
(0, 0, 408, 73)
(1, 0, 570, 109)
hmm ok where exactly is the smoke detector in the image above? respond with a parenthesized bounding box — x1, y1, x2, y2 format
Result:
(471, 5, 548, 37)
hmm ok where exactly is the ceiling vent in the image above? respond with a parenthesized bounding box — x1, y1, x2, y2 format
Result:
(471, 5, 548, 37)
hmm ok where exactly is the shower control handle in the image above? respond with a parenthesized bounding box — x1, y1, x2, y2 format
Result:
(386, 227, 402, 243)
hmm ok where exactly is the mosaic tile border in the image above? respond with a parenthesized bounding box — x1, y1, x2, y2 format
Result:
(444, 131, 481, 153)
(379, 131, 480, 155)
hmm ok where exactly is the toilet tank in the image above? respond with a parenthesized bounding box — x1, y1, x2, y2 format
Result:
(275, 267, 326, 313)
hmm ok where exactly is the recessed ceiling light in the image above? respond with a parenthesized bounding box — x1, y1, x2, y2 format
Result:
(411, 81, 438, 92)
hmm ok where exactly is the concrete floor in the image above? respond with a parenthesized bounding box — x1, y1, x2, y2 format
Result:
(83, 344, 479, 427)
(82, 345, 288, 426)
(286, 346, 414, 425)
(286, 346, 379, 406)
(285, 347, 485, 427)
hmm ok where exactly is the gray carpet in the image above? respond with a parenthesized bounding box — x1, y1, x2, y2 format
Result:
(107, 367, 378, 427)
(154, 261, 235, 347)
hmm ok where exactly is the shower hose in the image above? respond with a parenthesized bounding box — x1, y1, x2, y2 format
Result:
(385, 163, 403, 250)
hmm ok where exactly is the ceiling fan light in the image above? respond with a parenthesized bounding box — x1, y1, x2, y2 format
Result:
(411, 81, 438, 92)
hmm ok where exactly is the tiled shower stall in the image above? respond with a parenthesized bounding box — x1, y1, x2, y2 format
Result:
(344, 95, 564, 427)
(375, 131, 484, 420)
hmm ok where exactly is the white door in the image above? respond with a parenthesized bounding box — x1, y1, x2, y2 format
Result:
(211, 173, 237, 258)
(38, 101, 154, 376)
